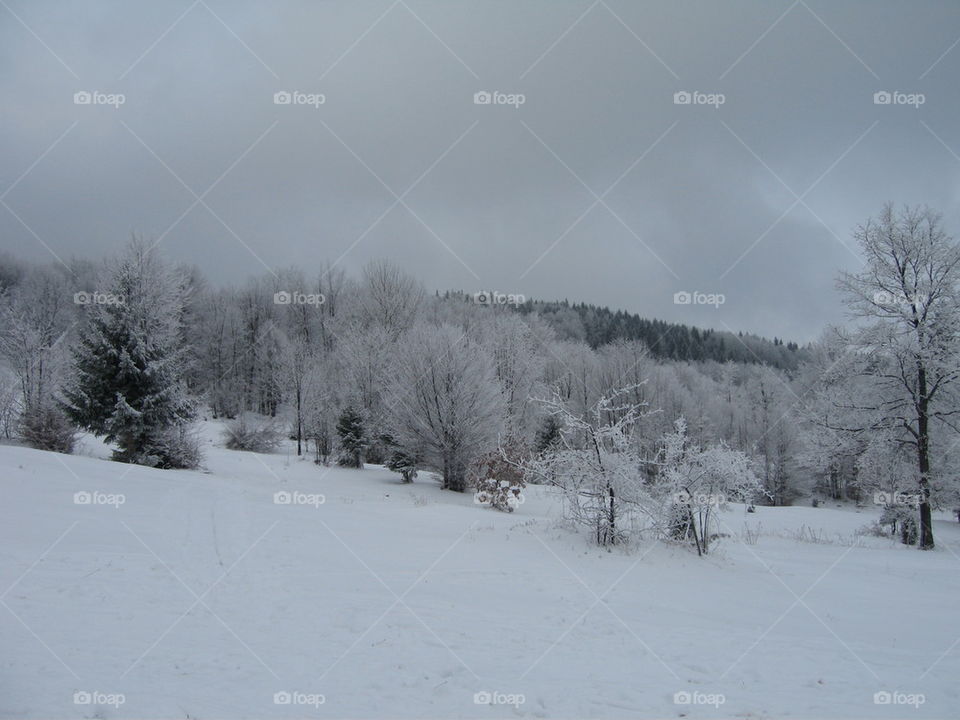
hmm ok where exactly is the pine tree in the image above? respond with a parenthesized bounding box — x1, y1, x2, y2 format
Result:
(534, 414, 562, 454)
(385, 446, 419, 482)
(63, 239, 195, 467)
(336, 406, 366, 468)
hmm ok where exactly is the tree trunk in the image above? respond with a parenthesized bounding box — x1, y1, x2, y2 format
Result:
(607, 484, 616, 545)
(295, 387, 302, 456)
(446, 457, 467, 492)
(917, 366, 935, 549)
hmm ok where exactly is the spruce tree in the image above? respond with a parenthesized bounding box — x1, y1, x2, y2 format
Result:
(63, 239, 195, 466)
(336, 406, 366, 468)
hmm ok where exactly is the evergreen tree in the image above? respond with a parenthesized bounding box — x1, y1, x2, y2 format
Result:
(534, 414, 562, 454)
(381, 433, 419, 482)
(63, 239, 195, 467)
(336, 406, 366, 468)
(385, 446, 419, 482)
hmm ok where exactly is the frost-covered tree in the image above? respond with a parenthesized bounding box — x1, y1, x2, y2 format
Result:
(744, 365, 798, 505)
(471, 311, 546, 441)
(835, 204, 960, 549)
(336, 323, 392, 461)
(525, 385, 653, 545)
(385, 323, 504, 492)
(795, 331, 865, 501)
(302, 353, 337, 465)
(655, 418, 764, 554)
(359, 259, 423, 337)
(0, 265, 75, 449)
(63, 239, 196, 467)
(276, 328, 312, 456)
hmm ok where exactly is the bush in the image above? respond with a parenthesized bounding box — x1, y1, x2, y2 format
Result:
(140, 425, 203, 469)
(20, 404, 76, 454)
(471, 442, 528, 512)
(474, 476, 525, 512)
(879, 503, 918, 545)
(223, 413, 283, 453)
(856, 521, 889, 538)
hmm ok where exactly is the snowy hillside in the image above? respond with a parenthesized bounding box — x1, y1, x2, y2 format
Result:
(2, 424, 958, 719)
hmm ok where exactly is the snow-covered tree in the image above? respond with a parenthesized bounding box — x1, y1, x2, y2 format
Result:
(385, 323, 504, 492)
(471, 311, 546, 441)
(525, 385, 653, 545)
(835, 204, 960, 548)
(0, 265, 75, 449)
(384, 437, 419, 482)
(302, 353, 337, 465)
(743, 365, 798, 505)
(335, 323, 392, 461)
(63, 239, 197, 467)
(275, 327, 312, 456)
(336, 406, 367, 468)
(359, 259, 423, 337)
(655, 418, 764, 554)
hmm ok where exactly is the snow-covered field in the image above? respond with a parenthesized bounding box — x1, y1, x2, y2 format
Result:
(2, 422, 958, 719)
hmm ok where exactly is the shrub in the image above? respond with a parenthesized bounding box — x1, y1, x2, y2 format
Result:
(20, 404, 76, 454)
(471, 441, 528, 512)
(474, 476, 525, 512)
(223, 413, 283, 453)
(879, 503, 918, 545)
(150, 425, 203, 469)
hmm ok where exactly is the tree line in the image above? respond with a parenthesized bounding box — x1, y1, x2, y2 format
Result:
(1, 203, 957, 549)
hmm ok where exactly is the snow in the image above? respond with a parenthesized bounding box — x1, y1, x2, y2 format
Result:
(2, 422, 959, 719)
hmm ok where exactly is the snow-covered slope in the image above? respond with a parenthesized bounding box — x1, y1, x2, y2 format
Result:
(2, 424, 958, 719)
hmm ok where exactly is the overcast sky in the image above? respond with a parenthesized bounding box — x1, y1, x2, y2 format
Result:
(2, 0, 959, 341)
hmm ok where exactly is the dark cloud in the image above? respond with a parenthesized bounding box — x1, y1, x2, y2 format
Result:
(2, 0, 959, 341)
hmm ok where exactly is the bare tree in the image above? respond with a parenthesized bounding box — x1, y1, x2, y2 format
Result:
(360, 259, 423, 336)
(0, 266, 72, 416)
(385, 323, 504, 492)
(0, 265, 75, 449)
(837, 204, 960, 549)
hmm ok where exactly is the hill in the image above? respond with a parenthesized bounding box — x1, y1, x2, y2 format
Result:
(1, 422, 957, 718)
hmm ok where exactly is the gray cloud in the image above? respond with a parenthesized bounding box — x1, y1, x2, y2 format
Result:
(2, 0, 959, 341)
